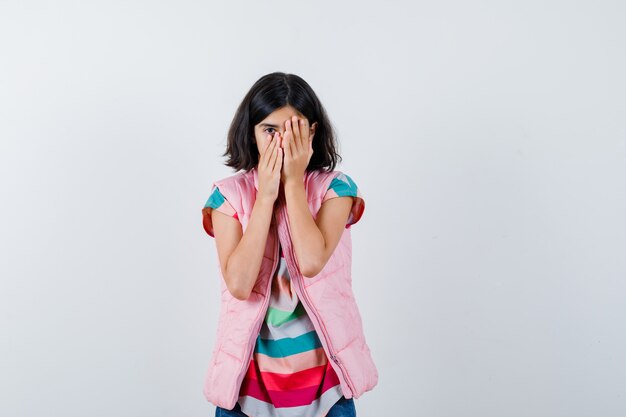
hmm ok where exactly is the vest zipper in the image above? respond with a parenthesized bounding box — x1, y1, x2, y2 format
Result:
(276, 193, 357, 397)
(230, 210, 280, 407)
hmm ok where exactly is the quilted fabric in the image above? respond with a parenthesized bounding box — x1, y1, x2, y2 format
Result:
(201, 167, 378, 410)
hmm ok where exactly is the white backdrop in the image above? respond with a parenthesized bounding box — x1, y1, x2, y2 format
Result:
(1, 1, 625, 416)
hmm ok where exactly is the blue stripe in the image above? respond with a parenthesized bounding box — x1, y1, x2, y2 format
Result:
(329, 174, 358, 197)
(204, 187, 225, 209)
(254, 330, 323, 357)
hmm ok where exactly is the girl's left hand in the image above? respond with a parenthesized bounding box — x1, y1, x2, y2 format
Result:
(281, 115, 314, 185)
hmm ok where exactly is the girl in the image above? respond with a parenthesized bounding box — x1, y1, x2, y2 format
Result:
(201, 72, 378, 417)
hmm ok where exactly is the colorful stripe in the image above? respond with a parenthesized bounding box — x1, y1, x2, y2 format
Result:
(260, 309, 316, 340)
(253, 347, 326, 374)
(238, 379, 342, 417)
(327, 173, 359, 197)
(265, 302, 307, 327)
(204, 186, 238, 218)
(255, 330, 323, 357)
(237, 254, 343, 416)
(243, 360, 336, 391)
(239, 360, 341, 406)
(202, 172, 365, 414)
(321, 172, 364, 227)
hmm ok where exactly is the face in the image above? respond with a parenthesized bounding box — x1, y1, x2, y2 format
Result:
(253, 105, 317, 158)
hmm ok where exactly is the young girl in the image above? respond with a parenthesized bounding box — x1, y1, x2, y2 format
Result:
(201, 72, 378, 417)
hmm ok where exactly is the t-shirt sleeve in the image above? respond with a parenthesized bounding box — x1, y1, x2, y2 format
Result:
(202, 185, 238, 238)
(321, 172, 365, 228)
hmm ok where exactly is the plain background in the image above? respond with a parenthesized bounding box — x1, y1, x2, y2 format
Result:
(1, 1, 625, 416)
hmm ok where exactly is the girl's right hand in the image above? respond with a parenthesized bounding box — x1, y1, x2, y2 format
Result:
(257, 132, 283, 203)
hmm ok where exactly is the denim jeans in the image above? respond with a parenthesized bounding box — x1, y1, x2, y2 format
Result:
(215, 395, 357, 417)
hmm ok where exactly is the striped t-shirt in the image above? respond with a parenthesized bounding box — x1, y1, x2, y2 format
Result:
(203, 172, 363, 417)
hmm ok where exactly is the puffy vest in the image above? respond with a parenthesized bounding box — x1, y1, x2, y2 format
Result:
(201, 167, 378, 410)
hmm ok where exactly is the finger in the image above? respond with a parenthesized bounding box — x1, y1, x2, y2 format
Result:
(299, 118, 308, 150)
(282, 124, 292, 159)
(260, 133, 272, 161)
(273, 145, 282, 172)
(304, 119, 314, 153)
(301, 118, 311, 144)
(262, 133, 273, 155)
(271, 135, 283, 173)
(284, 119, 294, 154)
(268, 136, 278, 169)
(277, 132, 283, 151)
(285, 118, 297, 155)
(299, 118, 308, 152)
(303, 120, 313, 162)
(291, 117, 302, 154)
(283, 134, 290, 160)
(263, 133, 277, 168)
(284, 130, 293, 160)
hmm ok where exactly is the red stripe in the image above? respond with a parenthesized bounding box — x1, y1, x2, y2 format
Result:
(244, 359, 328, 390)
(239, 360, 341, 408)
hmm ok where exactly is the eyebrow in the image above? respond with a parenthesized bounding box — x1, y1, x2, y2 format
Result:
(258, 123, 280, 128)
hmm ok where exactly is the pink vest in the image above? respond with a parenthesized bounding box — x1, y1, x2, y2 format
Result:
(201, 167, 378, 409)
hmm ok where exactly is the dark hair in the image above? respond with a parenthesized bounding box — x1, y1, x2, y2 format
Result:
(222, 72, 341, 172)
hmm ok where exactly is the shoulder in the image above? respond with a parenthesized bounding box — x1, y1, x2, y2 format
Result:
(202, 171, 249, 237)
(212, 170, 256, 202)
(305, 169, 353, 189)
(204, 170, 252, 213)
(214, 170, 253, 189)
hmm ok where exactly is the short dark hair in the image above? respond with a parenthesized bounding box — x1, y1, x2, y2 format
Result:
(222, 72, 342, 172)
